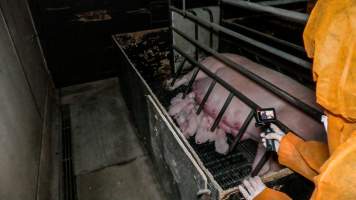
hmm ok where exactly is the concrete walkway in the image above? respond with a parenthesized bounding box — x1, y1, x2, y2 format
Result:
(61, 78, 167, 200)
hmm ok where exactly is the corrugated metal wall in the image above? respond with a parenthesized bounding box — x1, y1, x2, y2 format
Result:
(0, 0, 54, 199)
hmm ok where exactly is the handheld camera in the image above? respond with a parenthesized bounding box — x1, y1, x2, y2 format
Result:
(255, 108, 277, 152)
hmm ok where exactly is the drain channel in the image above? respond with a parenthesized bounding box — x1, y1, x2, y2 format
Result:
(61, 105, 78, 200)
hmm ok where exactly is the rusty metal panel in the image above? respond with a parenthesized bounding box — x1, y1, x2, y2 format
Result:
(0, 0, 50, 118)
(0, 8, 43, 200)
(147, 95, 209, 200)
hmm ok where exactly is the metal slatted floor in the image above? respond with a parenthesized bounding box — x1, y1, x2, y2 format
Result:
(188, 137, 257, 190)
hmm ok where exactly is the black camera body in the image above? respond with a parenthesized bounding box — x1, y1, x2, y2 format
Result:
(255, 108, 277, 152)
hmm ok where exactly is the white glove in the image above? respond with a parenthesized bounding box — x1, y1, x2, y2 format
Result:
(260, 124, 285, 152)
(238, 176, 266, 200)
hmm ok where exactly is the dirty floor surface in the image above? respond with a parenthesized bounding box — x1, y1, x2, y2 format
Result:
(61, 78, 167, 200)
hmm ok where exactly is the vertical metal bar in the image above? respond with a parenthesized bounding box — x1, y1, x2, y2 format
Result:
(197, 80, 217, 114)
(211, 93, 234, 132)
(188, 10, 199, 61)
(229, 111, 254, 152)
(218, 0, 224, 51)
(169, 0, 175, 82)
(184, 67, 200, 97)
(170, 58, 187, 86)
(251, 152, 272, 176)
(202, 8, 214, 48)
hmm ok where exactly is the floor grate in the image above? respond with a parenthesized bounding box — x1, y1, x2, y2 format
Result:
(61, 105, 78, 200)
(188, 137, 257, 190)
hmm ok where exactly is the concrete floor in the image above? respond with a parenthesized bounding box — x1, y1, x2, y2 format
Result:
(61, 78, 167, 200)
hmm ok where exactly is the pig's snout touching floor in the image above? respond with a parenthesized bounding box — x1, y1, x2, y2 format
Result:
(167, 53, 326, 175)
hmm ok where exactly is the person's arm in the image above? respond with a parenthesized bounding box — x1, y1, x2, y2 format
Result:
(277, 132, 329, 181)
(261, 124, 329, 181)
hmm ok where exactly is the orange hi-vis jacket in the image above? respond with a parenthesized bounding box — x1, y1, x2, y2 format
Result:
(255, 0, 356, 199)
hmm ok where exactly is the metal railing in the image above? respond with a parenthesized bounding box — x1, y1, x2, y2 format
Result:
(170, 1, 321, 175)
(221, 0, 309, 24)
(171, 7, 311, 69)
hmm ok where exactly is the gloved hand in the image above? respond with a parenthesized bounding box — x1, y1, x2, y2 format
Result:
(260, 124, 285, 152)
(238, 176, 266, 200)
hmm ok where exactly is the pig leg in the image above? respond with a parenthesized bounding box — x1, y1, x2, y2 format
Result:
(183, 110, 202, 137)
(195, 114, 217, 144)
(214, 129, 229, 155)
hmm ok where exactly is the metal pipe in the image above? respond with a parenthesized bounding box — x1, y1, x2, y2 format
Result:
(229, 111, 255, 152)
(221, 19, 305, 53)
(259, 0, 308, 6)
(172, 26, 322, 122)
(197, 81, 216, 115)
(189, 10, 199, 60)
(171, 58, 187, 86)
(222, 0, 309, 24)
(251, 151, 271, 176)
(211, 93, 234, 132)
(170, 7, 311, 69)
(184, 68, 200, 96)
(202, 8, 214, 48)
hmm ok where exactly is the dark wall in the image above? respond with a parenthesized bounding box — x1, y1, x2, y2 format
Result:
(29, 0, 170, 87)
(0, 0, 54, 199)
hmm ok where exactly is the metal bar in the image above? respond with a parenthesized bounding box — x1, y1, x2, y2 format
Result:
(171, 58, 187, 86)
(222, 0, 308, 24)
(219, 36, 313, 82)
(229, 111, 255, 152)
(174, 45, 259, 109)
(184, 68, 200, 96)
(251, 151, 271, 176)
(221, 19, 305, 53)
(202, 7, 214, 48)
(259, 0, 308, 6)
(170, 7, 311, 69)
(197, 81, 217, 115)
(174, 45, 290, 133)
(172, 26, 322, 122)
(211, 93, 234, 132)
(188, 10, 199, 60)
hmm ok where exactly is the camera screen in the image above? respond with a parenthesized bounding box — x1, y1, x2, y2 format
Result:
(259, 110, 275, 120)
